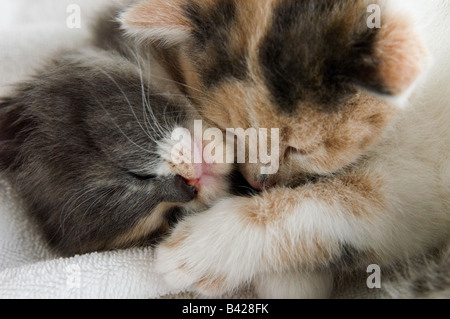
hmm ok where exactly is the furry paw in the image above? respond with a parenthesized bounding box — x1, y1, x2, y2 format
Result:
(154, 197, 257, 296)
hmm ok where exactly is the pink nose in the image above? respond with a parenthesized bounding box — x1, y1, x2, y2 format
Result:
(186, 178, 200, 190)
(247, 174, 278, 191)
(247, 179, 264, 191)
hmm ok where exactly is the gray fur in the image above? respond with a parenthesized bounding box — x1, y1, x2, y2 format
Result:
(0, 48, 197, 256)
(384, 243, 450, 299)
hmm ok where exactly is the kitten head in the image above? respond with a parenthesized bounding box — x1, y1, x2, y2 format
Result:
(121, 0, 428, 188)
(0, 50, 232, 255)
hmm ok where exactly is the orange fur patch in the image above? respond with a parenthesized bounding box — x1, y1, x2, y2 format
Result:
(314, 172, 386, 218)
(241, 169, 385, 268)
(165, 228, 191, 250)
(245, 169, 385, 227)
(376, 14, 428, 95)
(122, 0, 193, 30)
(111, 203, 174, 247)
(196, 275, 228, 295)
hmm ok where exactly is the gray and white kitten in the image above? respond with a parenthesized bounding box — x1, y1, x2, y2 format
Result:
(0, 46, 234, 256)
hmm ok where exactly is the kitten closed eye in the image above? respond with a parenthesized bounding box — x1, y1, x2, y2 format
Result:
(128, 172, 158, 181)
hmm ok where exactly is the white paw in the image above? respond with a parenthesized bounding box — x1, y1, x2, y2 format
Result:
(154, 241, 198, 291)
(154, 197, 258, 296)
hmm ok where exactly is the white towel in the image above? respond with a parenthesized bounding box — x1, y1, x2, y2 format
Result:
(0, 177, 187, 299)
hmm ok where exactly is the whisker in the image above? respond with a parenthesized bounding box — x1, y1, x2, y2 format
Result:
(133, 50, 168, 139)
(58, 186, 96, 237)
(96, 67, 160, 144)
(148, 73, 209, 96)
(91, 93, 157, 155)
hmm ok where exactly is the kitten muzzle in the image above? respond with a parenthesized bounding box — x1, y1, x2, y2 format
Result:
(164, 175, 198, 203)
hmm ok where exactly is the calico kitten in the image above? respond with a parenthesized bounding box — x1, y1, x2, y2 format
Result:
(121, 0, 450, 298)
(0, 48, 232, 256)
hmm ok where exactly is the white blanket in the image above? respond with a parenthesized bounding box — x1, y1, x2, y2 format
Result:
(0, 177, 186, 299)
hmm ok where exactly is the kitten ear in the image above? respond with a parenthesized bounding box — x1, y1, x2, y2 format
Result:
(119, 0, 193, 45)
(0, 100, 33, 170)
(348, 15, 428, 101)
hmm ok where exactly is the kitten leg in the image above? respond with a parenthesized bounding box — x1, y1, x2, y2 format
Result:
(155, 170, 445, 296)
(254, 269, 334, 299)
